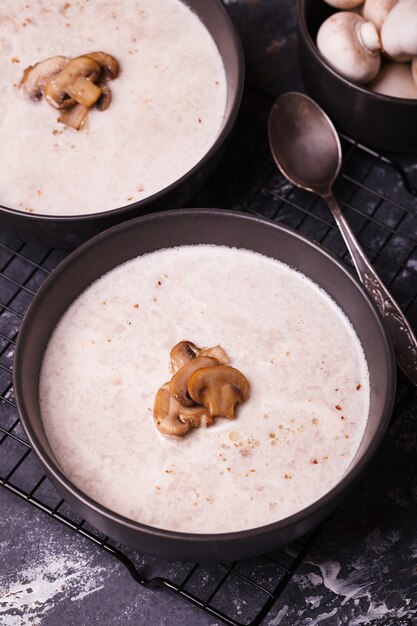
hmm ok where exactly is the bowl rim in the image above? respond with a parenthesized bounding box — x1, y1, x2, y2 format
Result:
(0, 0, 245, 222)
(13, 208, 397, 547)
(297, 0, 417, 106)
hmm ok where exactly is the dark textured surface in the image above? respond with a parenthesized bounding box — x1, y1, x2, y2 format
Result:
(1, 1, 417, 625)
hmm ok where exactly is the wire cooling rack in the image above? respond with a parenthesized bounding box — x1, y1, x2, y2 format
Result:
(1, 86, 417, 626)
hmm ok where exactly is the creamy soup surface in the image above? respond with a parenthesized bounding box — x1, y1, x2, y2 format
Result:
(40, 245, 370, 534)
(0, 0, 227, 215)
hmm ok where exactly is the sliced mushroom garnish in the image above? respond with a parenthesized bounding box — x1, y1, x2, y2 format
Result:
(95, 84, 112, 111)
(58, 103, 89, 131)
(188, 365, 250, 420)
(199, 345, 230, 365)
(169, 340, 230, 374)
(19, 56, 69, 101)
(65, 74, 102, 108)
(170, 356, 219, 406)
(169, 340, 200, 374)
(20, 51, 121, 130)
(86, 51, 120, 80)
(154, 383, 213, 437)
(44, 55, 102, 109)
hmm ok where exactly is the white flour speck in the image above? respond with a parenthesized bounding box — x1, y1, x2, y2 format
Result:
(0, 548, 106, 626)
(316, 560, 372, 605)
(349, 601, 412, 625)
(303, 607, 338, 625)
(268, 604, 289, 625)
(306, 596, 322, 609)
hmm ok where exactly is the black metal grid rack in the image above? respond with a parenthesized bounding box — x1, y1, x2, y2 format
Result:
(1, 86, 417, 626)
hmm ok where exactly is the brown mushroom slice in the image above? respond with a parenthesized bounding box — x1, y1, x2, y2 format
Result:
(170, 356, 219, 406)
(199, 345, 230, 365)
(154, 383, 213, 437)
(86, 51, 120, 80)
(188, 365, 250, 420)
(44, 56, 101, 109)
(58, 103, 89, 130)
(169, 341, 231, 374)
(19, 56, 70, 101)
(95, 84, 112, 111)
(169, 340, 200, 374)
(66, 74, 102, 108)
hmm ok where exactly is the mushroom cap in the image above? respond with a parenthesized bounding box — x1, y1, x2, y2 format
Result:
(86, 51, 120, 80)
(412, 57, 417, 87)
(317, 12, 381, 84)
(363, 0, 398, 31)
(153, 383, 212, 437)
(323, 0, 364, 7)
(381, 0, 417, 61)
(19, 56, 69, 101)
(368, 59, 417, 97)
(95, 84, 113, 111)
(188, 365, 250, 420)
(169, 340, 200, 374)
(170, 356, 219, 406)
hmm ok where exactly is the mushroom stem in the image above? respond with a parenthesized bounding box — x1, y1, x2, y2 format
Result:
(58, 103, 89, 130)
(188, 365, 250, 421)
(66, 75, 102, 108)
(201, 385, 239, 419)
(357, 20, 382, 52)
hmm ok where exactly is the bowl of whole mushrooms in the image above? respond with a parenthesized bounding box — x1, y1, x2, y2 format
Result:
(297, 0, 417, 152)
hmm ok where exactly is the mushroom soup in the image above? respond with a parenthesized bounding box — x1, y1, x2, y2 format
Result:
(0, 0, 227, 215)
(39, 245, 370, 534)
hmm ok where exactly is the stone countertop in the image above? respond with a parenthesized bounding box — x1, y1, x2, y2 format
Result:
(1, 1, 417, 625)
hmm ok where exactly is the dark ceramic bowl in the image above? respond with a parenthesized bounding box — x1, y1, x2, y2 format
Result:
(297, 0, 417, 153)
(14, 209, 396, 562)
(1, 1, 244, 249)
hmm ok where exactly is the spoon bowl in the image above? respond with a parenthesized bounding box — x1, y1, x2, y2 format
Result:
(268, 92, 341, 195)
(268, 91, 417, 385)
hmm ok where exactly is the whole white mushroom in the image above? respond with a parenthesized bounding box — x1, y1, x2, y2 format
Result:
(323, 0, 364, 7)
(363, 0, 398, 31)
(317, 12, 381, 83)
(368, 60, 417, 97)
(412, 57, 417, 86)
(380, 0, 417, 61)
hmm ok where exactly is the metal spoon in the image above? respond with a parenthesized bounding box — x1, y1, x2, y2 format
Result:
(268, 91, 417, 386)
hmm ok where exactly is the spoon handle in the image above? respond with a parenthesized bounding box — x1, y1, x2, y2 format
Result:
(324, 192, 417, 386)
